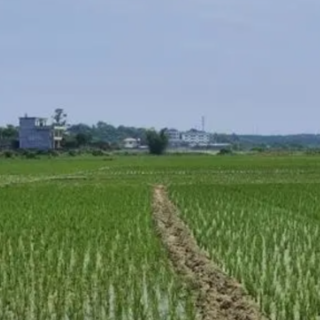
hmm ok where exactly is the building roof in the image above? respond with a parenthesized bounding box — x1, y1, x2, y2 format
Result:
(183, 130, 209, 135)
(166, 128, 179, 132)
(19, 117, 36, 119)
(19, 116, 47, 120)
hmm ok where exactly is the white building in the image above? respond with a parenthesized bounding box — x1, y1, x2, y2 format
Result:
(181, 130, 211, 145)
(123, 137, 140, 149)
(165, 129, 181, 146)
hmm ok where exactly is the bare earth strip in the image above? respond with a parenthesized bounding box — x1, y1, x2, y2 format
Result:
(152, 185, 267, 320)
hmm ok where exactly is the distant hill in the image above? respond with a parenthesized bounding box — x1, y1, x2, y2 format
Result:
(236, 134, 320, 149)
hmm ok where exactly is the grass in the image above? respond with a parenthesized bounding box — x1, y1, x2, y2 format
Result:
(1, 154, 320, 319)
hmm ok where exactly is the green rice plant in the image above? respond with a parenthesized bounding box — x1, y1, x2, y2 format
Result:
(3, 154, 320, 319)
(169, 184, 320, 320)
(0, 182, 194, 319)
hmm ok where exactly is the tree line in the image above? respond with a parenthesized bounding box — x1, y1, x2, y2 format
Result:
(0, 109, 169, 155)
(3, 108, 320, 154)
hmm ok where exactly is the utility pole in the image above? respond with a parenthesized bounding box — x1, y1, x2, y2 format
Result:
(201, 116, 205, 132)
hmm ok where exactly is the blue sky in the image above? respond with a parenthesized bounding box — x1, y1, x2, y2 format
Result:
(1, 0, 320, 134)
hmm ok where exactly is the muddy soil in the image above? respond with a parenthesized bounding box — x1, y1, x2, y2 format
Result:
(152, 185, 268, 320)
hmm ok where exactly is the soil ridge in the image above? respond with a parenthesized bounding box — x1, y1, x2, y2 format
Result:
(152, 185, 268, 320)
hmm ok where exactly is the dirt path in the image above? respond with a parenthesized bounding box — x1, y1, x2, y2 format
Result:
(152, 185, 267, 320)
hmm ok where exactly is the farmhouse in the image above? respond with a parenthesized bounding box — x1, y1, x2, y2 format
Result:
(181, 129, 211, 145)
(166, 128, 212, 147)
(123, 137, 140, 149)
(19, 116, 65, 150)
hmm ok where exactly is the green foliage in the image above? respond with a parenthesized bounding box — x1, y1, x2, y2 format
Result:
(35, 149, 50, 156)
(0, 126, 19, 151)
(22, 150, 38, 159)
(52, 108, 67, 126)
(68, 121, 147, 144)
(75, 132, 92, 147)
(3, 150, 15, 158)
(61, 136, 78, 149)
(11, 139, 19, 150)
(90, 140, 111, 151)
(91, 149, 105, 156)
(48, 150, 60, 157)
(250, 146, 266, 153)
(305, 148, 320, 155)
(68, 150, 78, 157)
(4, 110, 320, 152)
(217, 148, 233, 155)
(146, 128, 168, 155)
(0, 125, 18, 139)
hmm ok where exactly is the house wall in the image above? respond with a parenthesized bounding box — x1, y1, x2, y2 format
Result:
(166, 129, 213, 147)
(181, 131, 210, 144)
(53, 127, 64, 149)
(167, 131, 180, 141)
(19, 118, 53, 150)
(124, 140, 138, 148)
(165, 129, 182, 147)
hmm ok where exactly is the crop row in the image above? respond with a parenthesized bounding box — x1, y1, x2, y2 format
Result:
(0, 182, 195, 319)
(169, 184, 320, 320)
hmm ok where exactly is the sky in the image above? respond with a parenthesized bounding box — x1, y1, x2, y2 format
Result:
(1, 0, 320, 134)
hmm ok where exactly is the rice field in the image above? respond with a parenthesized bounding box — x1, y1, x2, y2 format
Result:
(1, 154, 320, 319)
(0, 182, 194, 319)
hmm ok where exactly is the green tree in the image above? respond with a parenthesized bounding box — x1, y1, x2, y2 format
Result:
(61, 136, 78, 149)
(52, 108, 67, 126)
(75, 132, 92, 147)
(0, 125, 18, 150)
(146, 128, 168, 155)
(68, 122, 148, 144)
(0, 125, 18, 139)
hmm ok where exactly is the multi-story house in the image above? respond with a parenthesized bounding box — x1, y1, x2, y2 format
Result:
(165, 128, 181, 146)
(19, 116, 65, 150)
(181, 129, 211, 146)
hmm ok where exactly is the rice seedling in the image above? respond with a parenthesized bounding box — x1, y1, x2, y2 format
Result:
(0, 182, 194, 319)
(169, 184, 320, 320)
(2, 154, 320, 319)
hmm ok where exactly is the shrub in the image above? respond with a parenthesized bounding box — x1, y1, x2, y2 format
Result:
(68, 150, 77, 157)
(24, 151, 38, 159)
(48, 150, 60, 157)
(217, 148, 233, 156)
(305, 149, 320, 156)
(92, 149, 105, 156)
(36, 149, 48, 156)
(3, 150, 15, 158)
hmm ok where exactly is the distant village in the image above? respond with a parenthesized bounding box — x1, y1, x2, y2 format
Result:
(2, 113, 320, 152)
(16, 114, 231, 151)
(124, 129, 230, 150)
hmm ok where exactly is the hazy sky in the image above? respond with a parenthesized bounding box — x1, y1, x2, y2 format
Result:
(1, 0, 320, 134)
